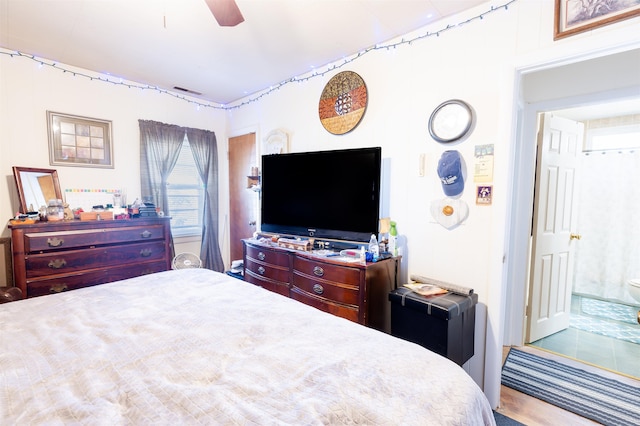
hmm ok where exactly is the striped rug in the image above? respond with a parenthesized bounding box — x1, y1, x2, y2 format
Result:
(501, 348, 640, 426)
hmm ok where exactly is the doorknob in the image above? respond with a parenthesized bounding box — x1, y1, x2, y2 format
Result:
(570, 233, 582, 240)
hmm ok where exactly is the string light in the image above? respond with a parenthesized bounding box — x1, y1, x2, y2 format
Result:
(0, 0, 517, 111)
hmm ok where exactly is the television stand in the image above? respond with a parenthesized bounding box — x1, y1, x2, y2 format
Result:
(242, 239, 400, 333)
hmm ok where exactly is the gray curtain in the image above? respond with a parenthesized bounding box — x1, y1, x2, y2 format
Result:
(139, 120, 185, 213)
(185, 128, 224, 272)
(139, 120, 185, 262)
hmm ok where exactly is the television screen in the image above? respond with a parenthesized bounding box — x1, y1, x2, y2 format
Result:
(261, 147, 381, 245)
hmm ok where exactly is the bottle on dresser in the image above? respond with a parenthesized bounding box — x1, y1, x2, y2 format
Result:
(368, 234, 379, 262)
(388, 221, 398, 257)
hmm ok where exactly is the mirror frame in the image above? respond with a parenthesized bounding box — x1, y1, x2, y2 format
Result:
(12, 166, 62, 213)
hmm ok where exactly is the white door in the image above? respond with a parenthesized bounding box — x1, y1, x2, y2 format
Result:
(526, 113, 584, 343)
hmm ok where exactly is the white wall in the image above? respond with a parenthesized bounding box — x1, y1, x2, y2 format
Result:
(223, 0, 640, 407)
(1, 0, 639, 409)
(0, 55, 227, 257)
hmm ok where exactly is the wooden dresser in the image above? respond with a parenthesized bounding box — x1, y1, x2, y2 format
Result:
(243, 239, 400, 332)
(9, 218, 172, 298)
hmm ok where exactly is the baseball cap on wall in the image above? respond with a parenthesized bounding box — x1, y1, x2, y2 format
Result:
(437, 150, 464, 197)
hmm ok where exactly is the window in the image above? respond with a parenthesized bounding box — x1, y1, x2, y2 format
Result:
(166, 137, 204, 237)
(585, 124, 640, 152)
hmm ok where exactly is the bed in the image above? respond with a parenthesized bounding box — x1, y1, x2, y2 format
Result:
(0, 268, 495, 425)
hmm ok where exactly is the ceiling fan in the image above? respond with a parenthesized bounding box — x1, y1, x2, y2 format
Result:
(204, 0, 245, 27)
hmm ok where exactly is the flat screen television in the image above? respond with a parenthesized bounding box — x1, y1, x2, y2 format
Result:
(260, 147, 381, 246)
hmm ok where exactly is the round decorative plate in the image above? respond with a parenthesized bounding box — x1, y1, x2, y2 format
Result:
(318, 71, 368, 135)
(428, 99, 474, 143)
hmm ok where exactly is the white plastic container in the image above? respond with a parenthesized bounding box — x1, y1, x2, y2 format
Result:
(368, 234, 379, 261)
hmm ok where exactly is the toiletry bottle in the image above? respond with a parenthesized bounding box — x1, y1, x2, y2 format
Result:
(389, 221, 398, 257)
(368, 234, 379, 262)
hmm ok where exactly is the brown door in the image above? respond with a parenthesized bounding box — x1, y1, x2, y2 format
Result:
(228, 133, 257, 262)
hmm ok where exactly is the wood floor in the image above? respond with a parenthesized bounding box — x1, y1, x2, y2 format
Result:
(496, 345, 640, 426)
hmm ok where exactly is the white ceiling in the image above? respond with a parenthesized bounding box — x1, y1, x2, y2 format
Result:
(0, 0, 489, 105)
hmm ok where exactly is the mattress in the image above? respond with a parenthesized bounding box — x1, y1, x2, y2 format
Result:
(0, 268, 495, 425)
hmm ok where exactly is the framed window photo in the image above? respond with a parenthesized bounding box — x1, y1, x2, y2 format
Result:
(47, 111, 114, 168)
(554, 0, 640, 40)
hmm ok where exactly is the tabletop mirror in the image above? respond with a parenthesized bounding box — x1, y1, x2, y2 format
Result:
(12, 166, 62, 213)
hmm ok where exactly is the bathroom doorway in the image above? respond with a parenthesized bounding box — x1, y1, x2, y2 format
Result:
(504, 47, 640, 380)
(526, 102, 640, 378)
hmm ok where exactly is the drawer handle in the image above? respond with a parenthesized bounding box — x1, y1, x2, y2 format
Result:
(258, 266, 266, 275)
(48, 259, 67, 269)
(47, 237, 64, 247)
(313, 283, 324, 295)
(140, 248, 152, 257)
(49, 284, 68, 293)
(141, 230, 152, 238)
(313, 266, 324, 277)
(257, 251, 266, 261)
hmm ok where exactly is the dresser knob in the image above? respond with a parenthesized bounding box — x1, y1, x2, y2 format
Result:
(48, 259, 67, 269)
(47, 237, 64, 247)
(141, 230, 152, 238)
(258, 266, 265, 275)
(257, 252, 266, 261)
(313, 266, 324, 277)
(313, 283, 324, 295)
(140, 249, 152, 257)
(49, 284, 68, 293)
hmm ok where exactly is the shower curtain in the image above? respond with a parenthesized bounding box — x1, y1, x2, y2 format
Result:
(573, 149, 640, 305)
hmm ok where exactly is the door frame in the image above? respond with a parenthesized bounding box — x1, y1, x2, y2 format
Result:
(504, 86, 639, 346)
(228, 132, 258, 262)
(503, 45, 640, 349)
(224, 125, 260, 266)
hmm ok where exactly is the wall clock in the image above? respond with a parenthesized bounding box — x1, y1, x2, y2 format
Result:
(428, 99, 474, 143)
(318, 71, 368, 135)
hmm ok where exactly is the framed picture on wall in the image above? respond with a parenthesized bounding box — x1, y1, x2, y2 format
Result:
(47, 111, 114, 168)
(554, 0, 640, 40)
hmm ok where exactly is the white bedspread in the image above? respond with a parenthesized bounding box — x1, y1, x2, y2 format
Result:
(0, 269, 495, 425)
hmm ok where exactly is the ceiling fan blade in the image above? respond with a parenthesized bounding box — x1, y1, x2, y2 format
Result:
(204, 0, 245, 27)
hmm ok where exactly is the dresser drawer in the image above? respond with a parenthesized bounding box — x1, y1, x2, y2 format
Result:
(25, 260, 167, 297)
(244, 269, 290, 296)
(25, 241, 167, 278)
(245, 256, 290, 281)
(290, 287, 359, 323)
(291, 272, 360, 306)
(27, 270, 105, 296)
(293, 257, 361, 286)
(24, 225, 166, 253)
(244, 244, 290, 268)
(101, 261, 168, 283)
